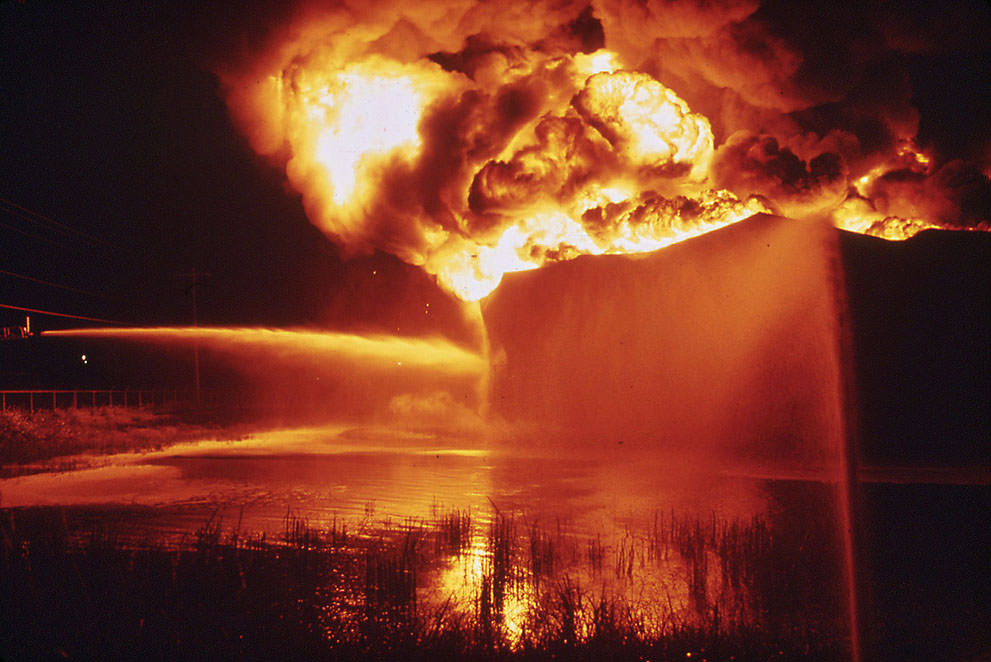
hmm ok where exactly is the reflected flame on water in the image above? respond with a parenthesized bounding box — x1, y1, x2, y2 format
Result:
(0, 422, 851, 652)
(433, 531, 534, 645)
(422, 507, 786, 648)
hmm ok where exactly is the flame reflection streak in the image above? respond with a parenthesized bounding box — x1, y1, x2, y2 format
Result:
(422, 508, 788, 649)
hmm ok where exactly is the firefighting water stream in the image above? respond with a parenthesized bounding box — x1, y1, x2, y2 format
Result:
(6, 213, 864, 657)
(9, 2, 991, 654)
(3, 1, 989, 658)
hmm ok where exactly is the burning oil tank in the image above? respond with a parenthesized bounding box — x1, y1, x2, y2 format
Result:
(481, 211, 991, 470)
(481, 213, 849, 471)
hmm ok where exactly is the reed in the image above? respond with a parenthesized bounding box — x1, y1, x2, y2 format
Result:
(0, 505, 850, 661)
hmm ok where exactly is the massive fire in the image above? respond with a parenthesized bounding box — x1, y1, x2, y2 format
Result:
(219, 2, 988, 301)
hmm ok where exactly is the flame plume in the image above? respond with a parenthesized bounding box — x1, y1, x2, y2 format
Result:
(218, 1, 989, 301)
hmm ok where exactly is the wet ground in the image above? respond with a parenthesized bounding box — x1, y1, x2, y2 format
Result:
(1, 424, 987, 661)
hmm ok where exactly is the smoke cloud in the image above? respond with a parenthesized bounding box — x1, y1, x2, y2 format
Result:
(215, 0, 990, 299)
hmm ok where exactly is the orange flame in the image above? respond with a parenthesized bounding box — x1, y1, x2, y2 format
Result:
(266, 56, 457, 248)
(220, 8, 986, 300)
(836, 138, 942, 239)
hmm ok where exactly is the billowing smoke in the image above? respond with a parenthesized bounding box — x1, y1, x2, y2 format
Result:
(216, 0, 990, 300)
(712, 132, 848, 218)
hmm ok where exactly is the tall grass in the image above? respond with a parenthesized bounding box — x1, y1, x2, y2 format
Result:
(0, 503, 851, 660)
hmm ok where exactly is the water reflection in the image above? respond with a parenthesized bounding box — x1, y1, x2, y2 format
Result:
(0, 424, 849, 655)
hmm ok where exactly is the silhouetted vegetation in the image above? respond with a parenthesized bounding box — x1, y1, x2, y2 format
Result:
(0, 506, 851, 661)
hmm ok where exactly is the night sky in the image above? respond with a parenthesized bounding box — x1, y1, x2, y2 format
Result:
(1, 1, 460, 334)
(1, 7, 988, 658)
(1, 0, 989, 334)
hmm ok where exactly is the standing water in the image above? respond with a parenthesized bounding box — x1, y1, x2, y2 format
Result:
(3, 214, 862, 660)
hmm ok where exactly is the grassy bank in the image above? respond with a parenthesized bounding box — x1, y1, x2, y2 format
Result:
(0, 406, 245, 474)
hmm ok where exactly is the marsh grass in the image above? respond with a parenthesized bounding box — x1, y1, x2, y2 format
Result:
(0, 505, 850, 661)
(437, 508, 471, 553)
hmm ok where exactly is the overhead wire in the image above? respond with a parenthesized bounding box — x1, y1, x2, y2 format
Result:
(0, 216, 78, 249)
(1, 197, 189, 326)
(0, 302, 124, 325)
(0, 196, 99, 243)
(1, 197, 134, 318)
(0, 268, 106, 299)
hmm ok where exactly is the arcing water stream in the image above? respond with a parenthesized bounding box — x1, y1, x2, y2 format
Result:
(18, 214, 869, 659)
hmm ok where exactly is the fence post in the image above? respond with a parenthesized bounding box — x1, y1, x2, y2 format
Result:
(53, 391, 57, 409)
(29, 391, 34, 414)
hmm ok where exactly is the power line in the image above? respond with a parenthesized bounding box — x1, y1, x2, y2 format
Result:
(0, 303, 123, 325)
(0, 198, 138, 294)
(0, 196, 98, 243)
(0, 269, 106, 299)
(0, 216, 77, 250)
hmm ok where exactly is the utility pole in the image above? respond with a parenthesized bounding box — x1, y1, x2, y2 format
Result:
(177, 269, 211, 404)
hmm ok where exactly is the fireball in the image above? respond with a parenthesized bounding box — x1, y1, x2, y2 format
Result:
(219, 4, 986, 301)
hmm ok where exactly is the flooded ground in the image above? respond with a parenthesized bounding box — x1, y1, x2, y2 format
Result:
(1, 425, 778, 533)
(2, 424, 988, 661)
(1, 424, 856, 658)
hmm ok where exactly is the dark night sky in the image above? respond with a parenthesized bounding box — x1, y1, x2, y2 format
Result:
(1, 0, 989, 335)
(0, 1, 456, 333)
